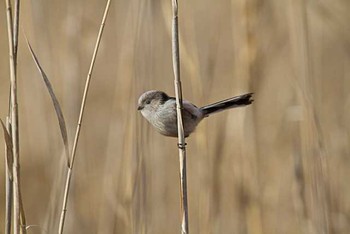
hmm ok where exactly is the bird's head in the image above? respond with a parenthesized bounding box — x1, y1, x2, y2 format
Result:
(137, 90, 170, 116)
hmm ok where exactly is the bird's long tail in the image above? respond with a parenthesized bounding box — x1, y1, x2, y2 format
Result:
(200, 93, 253, 116)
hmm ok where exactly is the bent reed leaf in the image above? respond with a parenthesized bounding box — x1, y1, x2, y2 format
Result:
(1, 118, 14, 180)
(24, 36, 70, 167)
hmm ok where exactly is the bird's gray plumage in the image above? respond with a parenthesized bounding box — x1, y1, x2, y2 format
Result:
(137, 90, 253, 137)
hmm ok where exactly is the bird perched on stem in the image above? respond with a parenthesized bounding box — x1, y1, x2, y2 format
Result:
(137, 90, 253, 137)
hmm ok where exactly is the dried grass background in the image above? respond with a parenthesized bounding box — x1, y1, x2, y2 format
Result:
(1, 0, 350, 233)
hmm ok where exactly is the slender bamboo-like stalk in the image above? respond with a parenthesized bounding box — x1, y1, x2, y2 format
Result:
(5, 164, 13, 234)
(13, 0, 20, 57)
(5, 6, 13, 234)
(5, 118, 13, 234)
(58, 0, 111, 233)
(14, 4, 27, 233)
(171, 1, 189, 233)
(5, 0, 23, 233)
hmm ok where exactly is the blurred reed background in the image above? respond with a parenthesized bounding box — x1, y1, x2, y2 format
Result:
(1, 0, 350, 233)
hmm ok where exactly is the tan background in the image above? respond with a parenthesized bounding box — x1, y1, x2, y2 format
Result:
(1, 0, 350, 233)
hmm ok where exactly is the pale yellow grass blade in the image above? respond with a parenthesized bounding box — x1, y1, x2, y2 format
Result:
(24, 36, 70, 167)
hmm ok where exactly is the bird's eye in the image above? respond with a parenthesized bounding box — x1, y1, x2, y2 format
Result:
(146, 100, 151, 104)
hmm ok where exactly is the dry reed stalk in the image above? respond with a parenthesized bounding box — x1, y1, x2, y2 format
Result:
(5, 62, 13, 234)
(5, 170, 13, 234)
(13, 0, 20, 57)
(160, 1, 202, 100)
(2, 118, 13, 234)
(171, 0, 189, 233)
(5, 157, 13, 234)
(5, 0, 26, 233)
(58, 0, 111, 233)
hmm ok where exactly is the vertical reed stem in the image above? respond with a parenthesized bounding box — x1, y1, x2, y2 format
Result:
(58, 0, 111, 233)
(5, 0, 23, 233)
(171, 0, 189, 233)
(5, 118, 13, 234)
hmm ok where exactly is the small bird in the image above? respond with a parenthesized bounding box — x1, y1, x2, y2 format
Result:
(137, 90, 253, 137)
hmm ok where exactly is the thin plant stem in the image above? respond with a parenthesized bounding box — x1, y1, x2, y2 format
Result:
(5, 0, 24, 233)
(5, 26, 13, 234)
(5, 171, 13, 234)
(13, 0, 20, 58)
(171, 0, 189, 233)
(15, 0, 27, 231)
(5, 118, 13, 234)
(58, 0, 112, 233)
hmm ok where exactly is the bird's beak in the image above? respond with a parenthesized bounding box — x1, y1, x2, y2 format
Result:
(137, 105, 143, 111)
